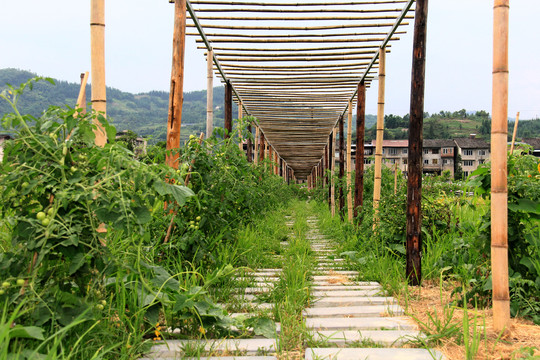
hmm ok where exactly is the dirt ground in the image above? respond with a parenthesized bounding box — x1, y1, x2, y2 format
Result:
(402, 280, 540, 359)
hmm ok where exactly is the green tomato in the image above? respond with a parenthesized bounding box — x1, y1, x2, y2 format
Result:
(37, 212, 46, 221)
(1, 282, 9, 289)
(0, 289, 4, 295)
(70, 166, 77, 173)
(96, 304, 104, 311)
(196, 216, 201, 221)
(189, 220, 195, 225)
(47, 208, 54, 216)
(16, 279, 25, 286)
(41, 218, 50, 226)
(100, 300, 107, 306)
(194, 226, 199, 230)
(62, 145, 68, 156)
(21, 182, 29, 189)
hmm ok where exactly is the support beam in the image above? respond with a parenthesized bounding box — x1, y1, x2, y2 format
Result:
(328, 132, 333, 210)
(355, 81, 366, 218)
(373, 48, 386, 224)
(247, 122, 253, 162)
(254, 126, 260, 164)
(224, 81, 233, 138)
(90, 0, 107, 147)
(339, 114, 345, 220)
(238, 101, 243, 150)
(406, 0, 428, 286)
(166, 0, 187, 168)
(259, 131, 265, 164)
(491, 0, 510, 332)
(206, 49, 213, 138)
(269, 145, 273, 173)
(347, 100, 353, 222)
(324, 144, 328, 188)
(331, 128, 337, 217)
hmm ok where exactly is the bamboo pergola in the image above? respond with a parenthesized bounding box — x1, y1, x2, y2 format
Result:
(173, 0, 415, 178)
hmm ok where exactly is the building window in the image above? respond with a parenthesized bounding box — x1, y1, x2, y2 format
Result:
(464, 171, 469, 177)
(463, 160, 474, 167)
(443, 159, 448, 165)
(432, 149, 439, 154)
(388, 148, 398, 155)
(432, 159, 438, 165)
(479, 159, 485, 164)
(464, 149, 473, 156)
(403, 159, 408, 165)
(403, 148, 408, 154)
(364, 159, 371, 165)
(424, 159, 429, 165)
(423, 149, 429, 155)
(364, 149, 371, 155)
(479, 150, 486, 156)
(443, 148, 452, 154)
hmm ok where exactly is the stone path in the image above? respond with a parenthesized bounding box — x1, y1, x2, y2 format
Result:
(303, 216, 444, 360)
(140, 212, 444, 360)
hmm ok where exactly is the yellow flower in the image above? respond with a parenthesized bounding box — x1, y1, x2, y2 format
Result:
(199, 326, 206, 335)
(538, 163, 540, 173)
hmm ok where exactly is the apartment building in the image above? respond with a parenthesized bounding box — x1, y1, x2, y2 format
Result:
(453, 136, 490, 177)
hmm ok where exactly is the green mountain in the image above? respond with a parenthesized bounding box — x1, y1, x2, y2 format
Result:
(1, 69, 538, 143)
(0, 68, 236, 143)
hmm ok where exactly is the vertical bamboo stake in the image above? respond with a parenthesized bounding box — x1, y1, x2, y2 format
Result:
(274, 151, 278, 175)
(510, 111, 520, 155)
(394, 162, 398, 194)
(254, 126, 260, 165)
(355, 81, 366, 218)
(339, 115, 345, 220)
(324, 145, 328, 188)
(259, 132, 265, 164)
(331, 128, 336, 217)
(247, 122, 252, 162)
(166, 0, 187, 168)
(76, 72, 89, 114)
(90, 0, 107, 147)
(238, 101, 243, 150)
(491, 0, 510, 332)
(373, 48, 386, 225)
(268, 146, 273, 174)
(206, 50, 213, 138)
(347, 100, 353, 222)
(224, 81, 232, 138)
(328, 132, 333, 209)
(406, 0, 428, 286)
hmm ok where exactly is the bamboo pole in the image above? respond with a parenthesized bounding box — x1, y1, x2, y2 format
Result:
(406, 0, 428, 286)
(274, 151, 278, 175)
(373, 48, 386, 225)
(324, 144, 328, 188)
(238, 101, 243, 150)
(90, 0, 107, 147)
(347, 100, 353, 223)
(206, 50, 213, 138)
(328, 132, 333, 210)
(166, 0, 187, 168)
(354, 81, 366, 218)
(268, 145, 273, 174)
(254, 126, 260, 164)
(394, 162, 398, 194)
(190, 0, 409, 6)
(224, 81, 233, 138)
(188, 22, 403, 31)
(339, 115, 345, 220)
(331, 128, 337, 217)
(491, 0, 510, 332)
(76, 72, 89, 114)
(247, 121, 253, 162)
(259, 132, 265, 164)
(510, 111, 520, 155)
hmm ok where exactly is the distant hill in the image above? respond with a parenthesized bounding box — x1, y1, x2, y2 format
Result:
(0, 68, 235, 143)
(1, 69, 538, 143)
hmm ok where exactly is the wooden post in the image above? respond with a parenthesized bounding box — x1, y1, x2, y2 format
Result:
(247, 122, 253, 162)
(373, 48, 386, 224)
(254, 126, 260, 165)
(491, 0, 510, 332)
(206, 50, 213, 138)
(224, 81, 232, 138)
(339, 114, 345, 220)
(238, 101, 243, 150)
(328, 132, 334, 210)
(510, 111, 520, 155)
(406, 0, 428, 286)
(331, 128, 337, 217)
(274, 151, 278, 175)
(77, 72, 89, 114)
(166, 0, 187, 168)
(269, 145, 273, 173)
(347, 100, 353, 222)
(259, 132, 265, 164)
(394, 162, 398, 194)
(324, 144, 328, 189)
(90, 0, 107, 147)
(354, 81, 366, 218)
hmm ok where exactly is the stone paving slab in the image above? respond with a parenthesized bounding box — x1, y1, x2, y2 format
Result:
(305, 317, 418, 331)
(311, 285, 381, 291)
(141, 357, 278, 360)
(305, 348, 445, 360)
(235, 277, 280, 283)
(311, 289, 383, 297)
(310, 329, 420, 347)
(312, 296, 397, 307)
(146, 339, 277, 358)
(303, 304, 404, 318)
(312, 276, 373, 283)
(312, 270, 359, 276)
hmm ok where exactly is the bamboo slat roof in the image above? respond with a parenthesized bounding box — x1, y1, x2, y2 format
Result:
(175, 0, 415, 178)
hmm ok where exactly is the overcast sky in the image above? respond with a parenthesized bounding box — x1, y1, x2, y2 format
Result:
(1, 0, 539, 119)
